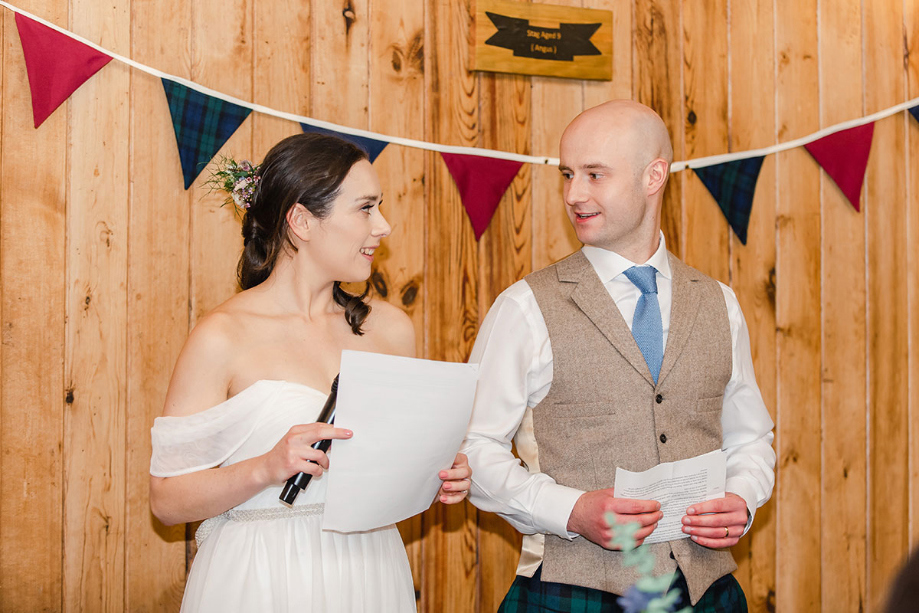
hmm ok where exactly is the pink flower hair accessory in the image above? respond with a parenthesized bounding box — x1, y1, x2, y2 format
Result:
(205, 156, 261, 211)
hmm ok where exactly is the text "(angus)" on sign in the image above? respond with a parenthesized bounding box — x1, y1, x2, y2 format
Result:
(474, 0, 613, 80)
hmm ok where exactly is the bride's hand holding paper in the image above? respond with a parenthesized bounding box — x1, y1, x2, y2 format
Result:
(438, 452, 471, 504)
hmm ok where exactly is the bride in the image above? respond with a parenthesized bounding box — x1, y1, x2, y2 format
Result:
(149, 133, 471, 612)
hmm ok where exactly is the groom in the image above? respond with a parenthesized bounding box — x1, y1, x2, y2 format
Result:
(462, 100, 775, 611)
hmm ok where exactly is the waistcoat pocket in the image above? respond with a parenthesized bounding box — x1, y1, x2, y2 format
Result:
(695, 395, 723, 413)
(540, 401, 622, 418)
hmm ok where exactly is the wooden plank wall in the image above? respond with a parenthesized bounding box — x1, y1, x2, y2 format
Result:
(819, 2, 866, 610)
(126, 0, 190, 608)
(0, 0, 67, 610)
(775, 2, 822, 611)
(908, 0, 919, 568)
(1, 1, 918, 611)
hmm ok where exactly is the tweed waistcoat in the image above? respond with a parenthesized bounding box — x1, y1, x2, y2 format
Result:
(524, 250, 737, 605)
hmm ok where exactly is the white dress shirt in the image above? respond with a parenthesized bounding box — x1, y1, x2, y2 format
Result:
(463, 234, 776, 549)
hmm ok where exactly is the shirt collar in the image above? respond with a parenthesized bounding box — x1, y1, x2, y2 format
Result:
(581, 232, 671, 283)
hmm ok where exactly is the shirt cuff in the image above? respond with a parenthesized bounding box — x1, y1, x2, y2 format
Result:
(532, 483, 585, 540)
(726, 477, 758, 535)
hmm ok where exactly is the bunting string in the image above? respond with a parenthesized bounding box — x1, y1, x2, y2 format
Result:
(671, 101, 916, 172)
(0, 1, 554, 165)
(4, 0, 919, 244)
(3, 0, 917, 173)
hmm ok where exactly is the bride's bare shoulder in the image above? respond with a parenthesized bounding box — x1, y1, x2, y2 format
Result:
(161, 298, 253, 417)
(365, 298, 416, 358)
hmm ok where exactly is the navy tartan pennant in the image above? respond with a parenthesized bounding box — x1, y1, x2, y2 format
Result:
(162, 79, 252, 189)
(693, 157, 765, 245)
(300, 123, 388, 163)
(909, 105, 919, 124)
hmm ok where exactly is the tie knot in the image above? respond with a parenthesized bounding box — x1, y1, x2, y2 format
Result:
(624, 266, 658, 294)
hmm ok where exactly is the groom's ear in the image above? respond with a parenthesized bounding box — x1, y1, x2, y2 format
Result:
(286, 203, 313, 242)
(645, 158, 669, 196)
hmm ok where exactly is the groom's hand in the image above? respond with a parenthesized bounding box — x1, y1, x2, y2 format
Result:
(680, 492, 747, 549)
(567, 489, 662, 549)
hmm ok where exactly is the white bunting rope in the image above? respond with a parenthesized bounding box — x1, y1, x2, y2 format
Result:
(3, 0, 919, 173)
(669, 98, 919, 172)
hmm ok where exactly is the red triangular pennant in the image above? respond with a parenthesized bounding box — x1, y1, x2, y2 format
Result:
(15, 13, 113, 128)
(440, 153, 522, 240)
(804, 123, 874, 212)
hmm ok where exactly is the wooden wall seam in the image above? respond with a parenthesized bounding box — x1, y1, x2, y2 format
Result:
(0, 0, 68, 608)
(818, 1, 868, 610)
(864, 3, 909, 609)
(775, 1, 822, 609)
(905, 0, 919, 560)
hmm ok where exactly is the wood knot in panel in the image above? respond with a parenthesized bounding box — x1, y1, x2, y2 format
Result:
(371, 271, 388, 298)
(342, 2, 356, 35)
(390, 31, 425, 76)
(401, 279, 420, 307)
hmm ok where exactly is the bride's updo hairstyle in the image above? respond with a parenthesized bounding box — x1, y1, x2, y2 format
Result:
(239, 132, 371, 335)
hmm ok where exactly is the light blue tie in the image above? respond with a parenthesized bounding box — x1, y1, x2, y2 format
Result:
(623, 266, 663, 382)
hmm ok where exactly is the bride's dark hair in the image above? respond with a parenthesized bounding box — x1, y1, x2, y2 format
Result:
(239, 132, 371, 335)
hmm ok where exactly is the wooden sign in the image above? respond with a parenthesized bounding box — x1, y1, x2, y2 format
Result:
(474, 0, 613, 81)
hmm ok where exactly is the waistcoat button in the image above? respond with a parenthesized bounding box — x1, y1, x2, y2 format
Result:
(655, 394, 663, 404)
(659, 433, 667, 443)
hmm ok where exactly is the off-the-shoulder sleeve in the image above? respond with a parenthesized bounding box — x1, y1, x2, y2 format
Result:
(150, 383, 279, 477)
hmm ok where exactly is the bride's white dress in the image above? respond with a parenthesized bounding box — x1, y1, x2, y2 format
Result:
(150, 380, 416, 613)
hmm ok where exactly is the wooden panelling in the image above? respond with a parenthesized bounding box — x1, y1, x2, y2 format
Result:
(479, 73, 531, 309)
(125, 0, 190, 610)
(728, 2, 777, 609)
(188, 0, 250, 323)
(0, 2, 67, 609)
(56, 7, 125, 613)
(774, 1, 822, 611)
(864, 3, 909, 610)
(907, 0, 919, 554)
(2, 2, 919, 611)
(252, 0, 310, 160)
(818, 2, 867, 611)
(633, 0, 683, 256)
(584, 0, 631, 105)
(682, 0, 729, 281)
(63, 2, 130, 610)
(312, 0, 369, 127)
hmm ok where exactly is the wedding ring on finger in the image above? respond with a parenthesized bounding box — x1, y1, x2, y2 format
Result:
(724, 526, 730, 538)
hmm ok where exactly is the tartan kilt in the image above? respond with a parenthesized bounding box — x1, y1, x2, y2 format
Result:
(497, 565, 747, 613)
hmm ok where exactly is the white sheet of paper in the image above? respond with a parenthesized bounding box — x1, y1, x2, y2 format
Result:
(613, 450, 726, 544)
(321, 350, 478, 532)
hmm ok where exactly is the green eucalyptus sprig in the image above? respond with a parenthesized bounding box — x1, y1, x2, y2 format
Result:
(604, 513, 691, 613)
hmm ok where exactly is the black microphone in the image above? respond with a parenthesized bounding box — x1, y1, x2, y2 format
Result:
(279, 375, 340, 507)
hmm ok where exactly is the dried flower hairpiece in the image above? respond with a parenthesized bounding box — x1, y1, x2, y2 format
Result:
(205, 156, 261, 211)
